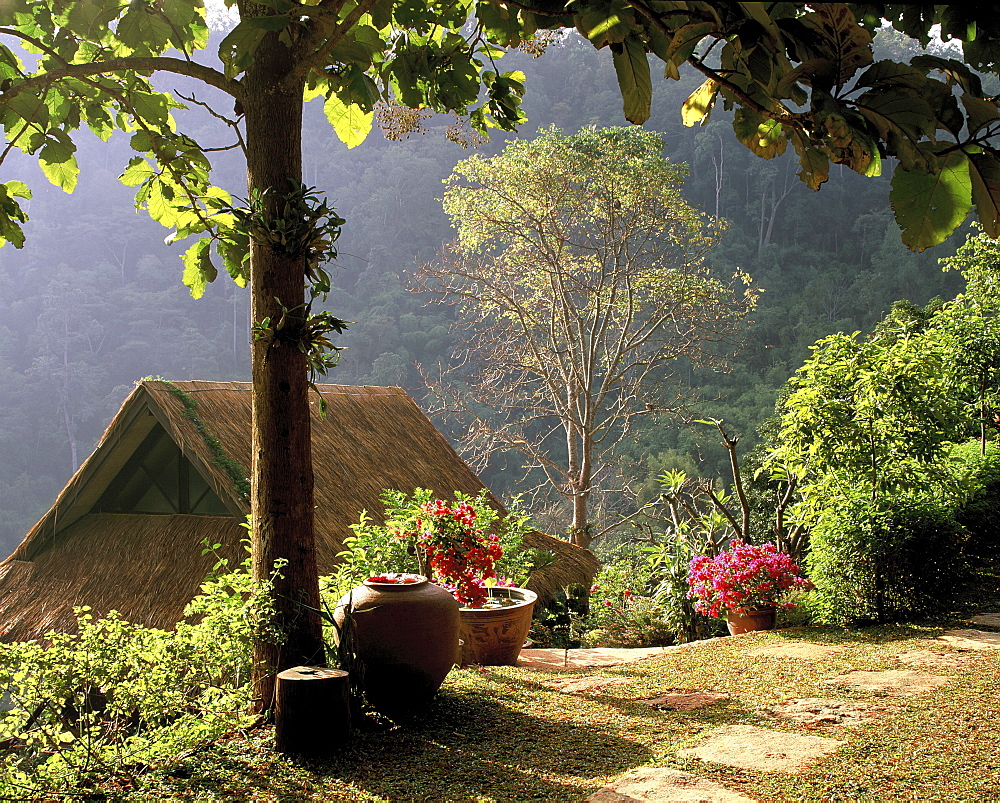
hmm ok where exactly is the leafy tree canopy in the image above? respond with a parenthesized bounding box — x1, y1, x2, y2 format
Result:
(510, 2, 1000, 251)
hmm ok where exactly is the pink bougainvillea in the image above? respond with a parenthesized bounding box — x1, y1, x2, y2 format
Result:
(686, 539, 809, 618)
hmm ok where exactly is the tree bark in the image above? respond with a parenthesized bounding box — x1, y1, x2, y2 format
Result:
(244, 33, 325, 716)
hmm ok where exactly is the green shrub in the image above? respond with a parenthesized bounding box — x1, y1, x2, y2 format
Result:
(528, 584, 589, 649)
(581, 562, 677, 648)
(807, 492, 969, 625)
(584, 594, 676, 648)
(950, 440, 1000, 571)
(0, 556, 268, 797)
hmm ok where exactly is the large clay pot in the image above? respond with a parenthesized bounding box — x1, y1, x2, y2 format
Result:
(458, 586, 537, 666)
(725, 607, 777, 635)
(336, 574, 460, 721)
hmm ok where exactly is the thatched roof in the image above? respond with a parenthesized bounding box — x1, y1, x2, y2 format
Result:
(0, 381, 598, 641)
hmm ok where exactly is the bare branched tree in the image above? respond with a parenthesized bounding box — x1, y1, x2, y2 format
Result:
(414, 127, 757, 549)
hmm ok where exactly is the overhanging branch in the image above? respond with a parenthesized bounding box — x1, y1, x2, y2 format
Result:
(0, 55, 244, 106)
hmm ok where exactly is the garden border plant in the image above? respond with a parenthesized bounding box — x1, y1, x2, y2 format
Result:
(0, 548, 278, 798)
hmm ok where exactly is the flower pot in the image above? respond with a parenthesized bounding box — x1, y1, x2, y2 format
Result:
(458, 586, 537, 666)
(725, 608, 777, 635)
(336, 574, 460, 721)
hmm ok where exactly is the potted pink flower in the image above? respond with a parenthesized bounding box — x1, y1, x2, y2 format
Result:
(686, 539, 809, 634)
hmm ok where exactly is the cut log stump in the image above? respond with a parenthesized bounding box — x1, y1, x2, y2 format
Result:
(274, 666, 351, 756)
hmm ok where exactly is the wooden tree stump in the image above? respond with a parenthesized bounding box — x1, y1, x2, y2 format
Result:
(274, 666, 351, 756)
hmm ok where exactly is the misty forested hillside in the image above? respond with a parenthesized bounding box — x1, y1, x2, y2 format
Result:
(0, 33, 964, 553)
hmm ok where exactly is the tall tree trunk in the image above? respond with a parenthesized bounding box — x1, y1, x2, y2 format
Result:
(244, 34, 324, 715)
(568, 423, 593, 549)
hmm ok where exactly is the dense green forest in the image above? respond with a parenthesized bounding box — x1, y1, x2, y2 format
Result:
(0, 32, 964, 553)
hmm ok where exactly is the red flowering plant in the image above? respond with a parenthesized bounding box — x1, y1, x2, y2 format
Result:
(686, 539, 809, 618)
(400, 497, 504, 607)
(331, 488, 535, 609)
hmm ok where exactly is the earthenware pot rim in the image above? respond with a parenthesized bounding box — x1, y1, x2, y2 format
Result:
(362, 573, 429, 590)
(459, 585, 537, 613)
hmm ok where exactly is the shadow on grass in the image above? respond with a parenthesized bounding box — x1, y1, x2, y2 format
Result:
(308, 685, 654, 802)
(486, 669, 754, 729)
(772, 623, 949, 646)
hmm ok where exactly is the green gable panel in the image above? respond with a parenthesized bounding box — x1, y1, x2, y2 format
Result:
(95, 425, 228, 516)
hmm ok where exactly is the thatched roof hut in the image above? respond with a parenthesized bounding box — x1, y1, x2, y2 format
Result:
(0, 380, 598, 642)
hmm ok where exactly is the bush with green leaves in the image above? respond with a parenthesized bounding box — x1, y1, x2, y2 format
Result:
(806, 490, 969, 625)
(0, 555, 271, 797)
(581, 555, 690, 648)
(950, 440, 1000, 575)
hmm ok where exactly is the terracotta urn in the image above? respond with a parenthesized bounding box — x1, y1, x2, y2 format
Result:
(336, 574, 460, 721)
(458, 586, 537, 666)
(725, 607, 777, 635)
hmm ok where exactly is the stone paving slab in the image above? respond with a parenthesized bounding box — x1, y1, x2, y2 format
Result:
(823, 669, 950, 695)
(747, 642, 846, 660)
(896, 648, 983, 670)
(936, 629, 1000, 650)
(517, 647, 668, 671)
(970, 612, 1000, 628)
(767, 697, 891, 727)
(584, 767, 756, 802)
(678, 725, 843, 774)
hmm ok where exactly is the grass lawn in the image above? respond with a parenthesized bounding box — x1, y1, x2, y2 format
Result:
(126, 616, 1000, 802)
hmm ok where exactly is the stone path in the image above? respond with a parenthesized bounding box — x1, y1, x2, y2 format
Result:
(584, 767, 755, 802)
(517, 638, 726, 671)
(935, 628, 1000, 649)
(569, 611, 1000, 802)
(767, 697, 892, 727)
(639, 691, 729, 711)
(823, 668, 951, 695)
(746, 642, 846, 660)
(518, 647, 669, 670)
(677, 724, 843, 774)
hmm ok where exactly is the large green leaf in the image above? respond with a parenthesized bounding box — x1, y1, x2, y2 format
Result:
(910, 55, 984, 97)
(575, 1, 635, 48)
(0, 180, 30, 249)
(324, 91, 374, 149)
(611, 35, 651, 125)
(891, 151, 972, 251)
(647, 22, 712, 81)
(218, 22, 267, 78)
(476, 2, 523, 47)
(961, 93, 1000, 136)
(681, 78, 718, 127)
(38, 138, 79, 192)
(732, 108, 786, 159)
(120, 156, 156, 187)
(244, 14, 291, 31)
(798, 4, 873, 88)
(855, 60, 929, 91)
(969, 152, 1000, 238)
(182, 238, 217, 299)
(790, 130, 829, 190)
(854, 88, 935, 170)
(116, 3, 173, 56)
(65, 0, 122, 40)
